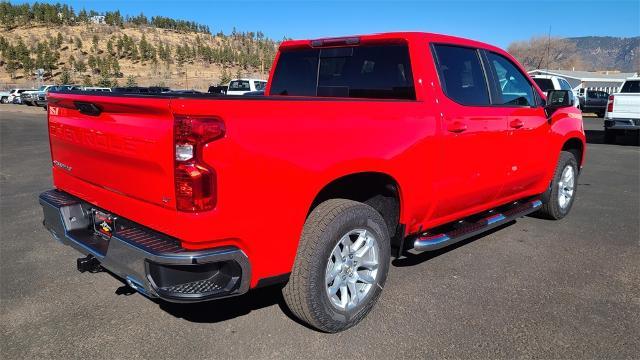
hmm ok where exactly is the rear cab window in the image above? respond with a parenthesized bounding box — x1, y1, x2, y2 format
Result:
(229, 80, 251, 91)
(620, 80, 640, 93)
(269, 43, 415, 100)
(533, 78, 554, 92)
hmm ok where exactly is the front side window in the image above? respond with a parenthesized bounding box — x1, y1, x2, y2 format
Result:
(559, 79, 573, 91)
(486, 52, 534, 106)
(432, 44, 490, 105)
(270, 44, 415, 100)
(254, 81, 267, 91)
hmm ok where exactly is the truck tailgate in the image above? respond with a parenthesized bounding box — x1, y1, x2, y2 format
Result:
(47, 93, 176, 208)
(612, 93, 640, 118)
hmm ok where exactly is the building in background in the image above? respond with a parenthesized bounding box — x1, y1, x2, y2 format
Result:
(528, 69, 637, 94)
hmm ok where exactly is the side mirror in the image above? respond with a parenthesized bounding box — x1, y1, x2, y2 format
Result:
(545, 90, 572, 117)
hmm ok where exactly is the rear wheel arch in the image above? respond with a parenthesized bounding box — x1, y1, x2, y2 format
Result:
(308, 172, 403, 239)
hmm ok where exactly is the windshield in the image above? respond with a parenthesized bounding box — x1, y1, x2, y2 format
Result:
(229, 80, 250, 91)
(38, 86, 47, 91)
(620, 80, 640, 93)
(533, 78, 554, 92)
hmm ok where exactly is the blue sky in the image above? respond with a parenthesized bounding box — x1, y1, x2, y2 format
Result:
(11, 0, 640, 48)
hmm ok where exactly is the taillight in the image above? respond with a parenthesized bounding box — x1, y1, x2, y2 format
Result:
(173, 115, 225, 212)
(607, 95, 614, 113)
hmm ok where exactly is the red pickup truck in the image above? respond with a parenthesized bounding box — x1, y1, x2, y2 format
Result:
(40, 32, 585, 332)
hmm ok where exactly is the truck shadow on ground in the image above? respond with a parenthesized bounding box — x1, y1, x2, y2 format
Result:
(151, 222, 521, 325)
(154, 284, 290, 324)
(585, 129, 639, 146)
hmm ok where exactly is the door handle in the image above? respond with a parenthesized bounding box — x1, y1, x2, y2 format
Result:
(447, 121, 467, 133)
(509, 119, 524, 129)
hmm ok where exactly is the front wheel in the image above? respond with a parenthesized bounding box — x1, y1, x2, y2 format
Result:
(282, 199, 390, 332)
(538, 151, 579, 220)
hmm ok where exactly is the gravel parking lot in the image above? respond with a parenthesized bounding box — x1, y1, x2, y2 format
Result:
(1, 105, 638, 359)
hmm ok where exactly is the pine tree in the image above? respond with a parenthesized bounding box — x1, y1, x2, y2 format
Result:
(59, 67, 72, 84)
(125, 75, 137, 87)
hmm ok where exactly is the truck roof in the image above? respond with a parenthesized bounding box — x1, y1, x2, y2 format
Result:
(279, 32, 506, 54)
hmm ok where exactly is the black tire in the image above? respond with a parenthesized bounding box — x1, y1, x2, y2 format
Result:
(282, 199, 390, 332)
(604, 129, 616, 144)
(538, 151, 579, 220)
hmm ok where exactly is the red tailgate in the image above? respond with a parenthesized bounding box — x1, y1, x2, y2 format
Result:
(47, 93, 176, 209)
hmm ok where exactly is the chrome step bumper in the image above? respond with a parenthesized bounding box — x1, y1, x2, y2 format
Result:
(39, 189, 251, 302)
(413, 198, 542, 252)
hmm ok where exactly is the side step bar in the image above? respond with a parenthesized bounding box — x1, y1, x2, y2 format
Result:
(412, 198, 542, 252)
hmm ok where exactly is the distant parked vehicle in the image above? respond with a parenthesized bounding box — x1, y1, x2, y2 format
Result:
(0, 90, 10, 103)
(36, 85, 81, 107)
(226, 78, 267, 95)
(30, 85, 57, 107)
(531, 75, 579, 108)
(578, 90, 608, 117)
(8, 89, 31, 104)
(111, 86, 169, 94)
(604, 77, 640, 143)
(21, 86, 51, 106)
(207, 85, 227, 95)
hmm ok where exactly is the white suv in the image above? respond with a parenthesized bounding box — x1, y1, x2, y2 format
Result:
(531, 75, 579, 108)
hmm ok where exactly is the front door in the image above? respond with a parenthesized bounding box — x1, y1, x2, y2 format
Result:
(482, 50, 552, 199)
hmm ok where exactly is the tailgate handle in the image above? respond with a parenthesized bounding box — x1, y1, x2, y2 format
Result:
(74, 101, 102, 116)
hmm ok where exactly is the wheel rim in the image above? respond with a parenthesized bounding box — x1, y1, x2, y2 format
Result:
(325, 229, 380, 311)
(558, 165, 575, 209)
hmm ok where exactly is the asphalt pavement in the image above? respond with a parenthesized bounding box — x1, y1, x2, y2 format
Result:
(1, 105, 638, 359)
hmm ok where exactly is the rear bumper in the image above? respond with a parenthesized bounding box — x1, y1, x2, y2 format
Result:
(39, 189, 251, 302)
(604, 118, 640, 130)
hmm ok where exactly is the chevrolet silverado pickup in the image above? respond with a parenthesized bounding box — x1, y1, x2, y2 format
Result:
(40, 32, 585, 332)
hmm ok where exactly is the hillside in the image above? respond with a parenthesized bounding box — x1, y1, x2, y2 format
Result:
(567, 36, 639, 72)
(508, 35, 639, 73)
(0, 3, 278, 90)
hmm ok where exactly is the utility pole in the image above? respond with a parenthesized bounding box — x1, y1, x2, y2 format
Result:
(545, 25, 551, 71)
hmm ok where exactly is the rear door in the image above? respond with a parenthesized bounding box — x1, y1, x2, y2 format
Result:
(430, 44, 509, 218)
(482, 50, 551, 198)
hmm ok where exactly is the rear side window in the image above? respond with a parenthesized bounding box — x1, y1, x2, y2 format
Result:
(620, 80, 640, 93)
(432, 45, 490, 105)
(270, 44, 415, 100)
(485, 52, 534, 106)
(533, 78, 554, 92)
(229, 80, 251, 91)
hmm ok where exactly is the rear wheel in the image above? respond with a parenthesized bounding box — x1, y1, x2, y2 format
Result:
(538, 151, 578, 220)
(282, 199, 390, 332)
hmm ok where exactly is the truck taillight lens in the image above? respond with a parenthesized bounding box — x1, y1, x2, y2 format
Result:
(607, 95, 614, 113)
(174, 115, 225, 212)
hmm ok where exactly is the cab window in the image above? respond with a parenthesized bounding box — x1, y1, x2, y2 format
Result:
(485, 52, 534, 106)
(432, 44, 490, 105)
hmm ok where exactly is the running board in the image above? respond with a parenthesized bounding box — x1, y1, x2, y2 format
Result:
(412, 198, 542, 252)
